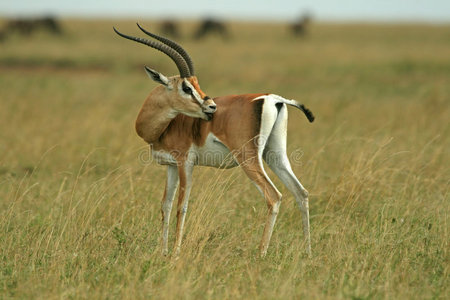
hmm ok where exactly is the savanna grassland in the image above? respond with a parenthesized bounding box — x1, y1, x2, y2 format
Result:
(0, 20, 448, 299)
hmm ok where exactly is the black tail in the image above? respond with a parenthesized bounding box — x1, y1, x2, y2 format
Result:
(298, 104, 315, 123)
(270, 95, 315, 123)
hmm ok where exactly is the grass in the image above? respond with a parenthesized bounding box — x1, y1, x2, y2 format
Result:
(0, 19, 449, 299)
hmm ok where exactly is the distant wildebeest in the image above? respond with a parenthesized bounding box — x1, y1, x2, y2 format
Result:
(291, 14, 312, 37)
(159, 20, 180, 38)
(194, 18, 229, 40)
(2, 17, 62, 38)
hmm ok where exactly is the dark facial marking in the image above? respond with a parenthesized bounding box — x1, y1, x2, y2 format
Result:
(182, 81, 193, 95)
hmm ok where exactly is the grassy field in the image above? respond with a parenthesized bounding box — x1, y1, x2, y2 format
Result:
(0, 19, 449, 299)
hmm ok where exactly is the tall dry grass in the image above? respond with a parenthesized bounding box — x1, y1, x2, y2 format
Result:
(0, 20, 448, 298)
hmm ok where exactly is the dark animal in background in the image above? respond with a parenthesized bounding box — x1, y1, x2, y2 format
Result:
(194, 18, 229, 40)
(159, 21, 180, 38)
(1, 17, 62, 39)
(291, 13, 312, 37)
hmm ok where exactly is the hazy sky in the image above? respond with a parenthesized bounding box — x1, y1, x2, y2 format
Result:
(1, 0, 449, 22)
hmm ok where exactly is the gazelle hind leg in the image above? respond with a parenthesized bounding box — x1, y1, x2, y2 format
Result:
(161, 165, 179, 256)
(263, 103, 312, 256)
(264, 153, 311, 256)
(236, 151, 282, 257)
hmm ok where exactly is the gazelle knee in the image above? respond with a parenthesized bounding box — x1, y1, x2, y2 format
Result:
(161, 203, 172, 222)
(177, 204, 188, 216)
(268, 200, 281, 215)
(162, 201, 172, 213)
(300, 188, 309, 199)
(296, 197, 309, 213)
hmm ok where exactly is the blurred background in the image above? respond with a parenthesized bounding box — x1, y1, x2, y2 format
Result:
(0, 1, 449, 299)
(1, 0, 450, 22)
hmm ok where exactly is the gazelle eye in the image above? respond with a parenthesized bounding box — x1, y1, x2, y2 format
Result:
(182, 83, 192, 95)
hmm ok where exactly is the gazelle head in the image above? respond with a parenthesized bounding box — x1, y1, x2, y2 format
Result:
(114, 24, 217, 121)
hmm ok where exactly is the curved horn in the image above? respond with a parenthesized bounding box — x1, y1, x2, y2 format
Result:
(113, 27, 191, 78)
(136, 23, 195, 75)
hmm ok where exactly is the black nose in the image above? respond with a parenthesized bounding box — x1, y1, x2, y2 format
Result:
(208, 104, 217, 112)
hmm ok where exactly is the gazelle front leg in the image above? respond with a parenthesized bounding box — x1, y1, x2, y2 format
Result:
(174, 162, 194, 256)
(161, 165, 179, 256)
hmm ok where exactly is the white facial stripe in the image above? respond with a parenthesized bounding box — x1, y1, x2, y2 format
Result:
(182, 79, 204, 105)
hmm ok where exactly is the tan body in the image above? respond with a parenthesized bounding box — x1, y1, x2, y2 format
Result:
(138, 92, 265, 158)
(114, 25, 312, 257)
(136, 81, 312, 257)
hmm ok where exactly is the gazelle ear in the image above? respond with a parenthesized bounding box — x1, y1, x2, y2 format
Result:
(144, 67, 169, 86)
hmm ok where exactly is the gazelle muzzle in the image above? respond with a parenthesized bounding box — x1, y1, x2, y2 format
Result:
(201, 97, 217, 121)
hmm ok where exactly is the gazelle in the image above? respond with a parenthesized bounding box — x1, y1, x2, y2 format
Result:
(114, 24, 315, 257)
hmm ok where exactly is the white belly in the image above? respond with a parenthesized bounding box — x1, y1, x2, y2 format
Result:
(151, 134, 238, 169)
(151, 148, 178, 165)
(195, 134, 238, 168)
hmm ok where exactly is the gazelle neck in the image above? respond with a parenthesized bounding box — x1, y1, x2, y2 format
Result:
(135, 86, 178, 144)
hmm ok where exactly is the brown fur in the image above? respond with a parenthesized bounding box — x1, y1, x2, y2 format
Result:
(146, 92, 283, 256)
(137, 88, 267, 157)
(135, 75, 215, 146)
(118, 28, 312, 256)
(135, 77, 310, 257)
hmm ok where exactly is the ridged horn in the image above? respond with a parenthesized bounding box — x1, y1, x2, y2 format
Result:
(137, 23, 195, 75)
(113, 27, 191, 78)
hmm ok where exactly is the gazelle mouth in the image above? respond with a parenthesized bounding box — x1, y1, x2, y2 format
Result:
(204, 112, 214, 121)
